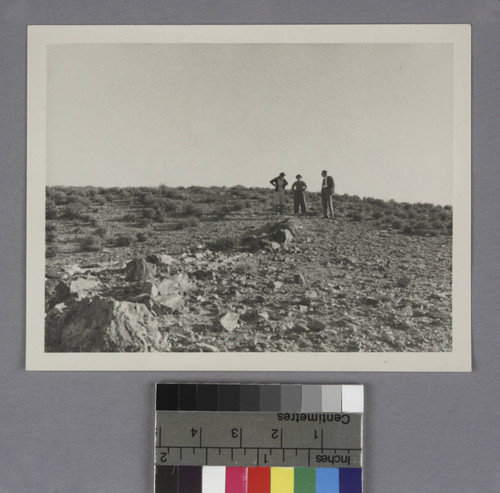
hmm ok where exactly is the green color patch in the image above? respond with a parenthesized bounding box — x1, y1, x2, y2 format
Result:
(294, 468, 316, 493)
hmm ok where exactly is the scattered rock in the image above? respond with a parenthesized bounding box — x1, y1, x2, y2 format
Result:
(148, 274, 192, 314)
(198, 343, 219, 352)
(142, 281, 159, 297)
(307, 319, 326, 331)
(294, 273, 306, 285)
(125, 258, 157, 282)
(220, 311, 240, 332)
(146, 253, 176, 266)
(49, 277, 101, 309)
(396, 276, 411, 288)
(191, 269, 215, 281)
(362, 296, 382, 307)
(152, 292, 184, 313)
(272, 281, 283, 291)
(55, 296, 160, 352)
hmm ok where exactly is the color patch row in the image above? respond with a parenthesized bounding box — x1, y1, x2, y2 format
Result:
(156, 466, 362, 493)
(156, 384, 364, 413)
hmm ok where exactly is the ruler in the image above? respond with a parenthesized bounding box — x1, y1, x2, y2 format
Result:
(156, 411, 362, 468)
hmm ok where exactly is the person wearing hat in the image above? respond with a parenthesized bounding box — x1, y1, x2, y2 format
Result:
(291, 174, 307, 215)
(320, 170, 335, 219)
(270, 172, 288, 215)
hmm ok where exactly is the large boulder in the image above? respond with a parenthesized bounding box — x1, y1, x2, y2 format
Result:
(149, 274, 192, 314)
(53, 296, 160, 352)
(125, 258, 157, 282)
(242, 219, 300, 251)
(47, 277, 101, 310)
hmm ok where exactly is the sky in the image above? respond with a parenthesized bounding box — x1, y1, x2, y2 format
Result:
(47, 43, 453, 204)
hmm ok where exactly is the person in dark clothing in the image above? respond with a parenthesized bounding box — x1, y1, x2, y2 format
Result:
(320, 170, 335, 219)
(270, 172, 288, 214)
(291, 174, 307, 215)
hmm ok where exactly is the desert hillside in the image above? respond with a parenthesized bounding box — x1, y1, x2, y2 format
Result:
(44, 185, 452, 353)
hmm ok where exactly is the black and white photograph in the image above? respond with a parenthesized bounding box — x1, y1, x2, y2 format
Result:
(26, 25, 471, 371)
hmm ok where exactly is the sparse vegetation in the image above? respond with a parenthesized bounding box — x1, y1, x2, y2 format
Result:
(45, 244, 60, 258)
(181, 203, 204, 217)
(79, 235, 102, 252)
(209, 237, 238, 252)
(44, 185, 452, 354)
(114, 234, 135, 247)
(172, 217, 200, 230)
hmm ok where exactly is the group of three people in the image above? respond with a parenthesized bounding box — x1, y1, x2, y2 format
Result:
(270, 170, 335, 219)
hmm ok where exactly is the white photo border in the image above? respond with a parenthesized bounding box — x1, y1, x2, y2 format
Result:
(26, 25, 471, 371)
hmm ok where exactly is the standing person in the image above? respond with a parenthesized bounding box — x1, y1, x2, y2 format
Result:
(291, 174, 307, 215)
(320, 170, 335, 219)
(270, 172, 288, 215)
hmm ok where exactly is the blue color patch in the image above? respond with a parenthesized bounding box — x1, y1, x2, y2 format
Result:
(339, 468, 362, 493)
(316, 468, 339, 493)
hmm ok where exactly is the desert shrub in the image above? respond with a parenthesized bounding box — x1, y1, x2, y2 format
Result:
(141, 207, 156, 219)
(79, 235, 102, 252)
(159, 186, 182, 200)
(46, 222, 56, 233)
(137, 217, 153, 228)
(121, 213, 138, 222)
(229, 202, 245, 212)
(214, 208, 229, 220)
(46, 229, 57, 243)
(230, 185, 248, 197)
(141, 193, 161, 206)
(430, 220, 444, 231)
(46, 244, 59, 258)
(47, 189, 69, 205)
(414, 221, 428, 233)
(402, 223, 414, 234)
(209, 237, 237, 252)
(234, 258, 259, 275)
(172, 217, 200, 230)
(349, 211, 363, 222)
(114, 234, 135, 247)
(162, 199, 179, 213)
(136, 232, 148, 242)
(62, 203, 85, 220)
(181, 203, 204, 217)
(94, 226, 107, 237)
(66, 194, 93, 207)
(391, 219, 403, 230)
(46, 199, 58, 219)
(93, 195, 107, 205)
(188, 185, 204, 194)
(444, 205, 452, 211)
(76, 213, 94, 223)
(198, 195, 218, 204)
(372, 211, 383, 220)
(244, 199, 252, 208)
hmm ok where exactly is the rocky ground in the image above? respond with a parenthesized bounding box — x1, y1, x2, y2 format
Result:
(45, 186, 452, 353)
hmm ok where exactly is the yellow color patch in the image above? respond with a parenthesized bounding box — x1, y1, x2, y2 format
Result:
(271, 467, 294, 493)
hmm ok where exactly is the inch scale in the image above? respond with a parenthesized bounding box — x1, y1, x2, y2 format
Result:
(155, 411, 362, 468)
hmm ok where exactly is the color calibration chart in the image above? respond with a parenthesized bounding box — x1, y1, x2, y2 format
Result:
(155, 383, 364, 493)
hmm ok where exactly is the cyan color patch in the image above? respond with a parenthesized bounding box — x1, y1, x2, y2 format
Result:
(316, 468, 339, 493)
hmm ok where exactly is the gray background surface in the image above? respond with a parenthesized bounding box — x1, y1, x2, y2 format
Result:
(0, 1, 498, 492)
